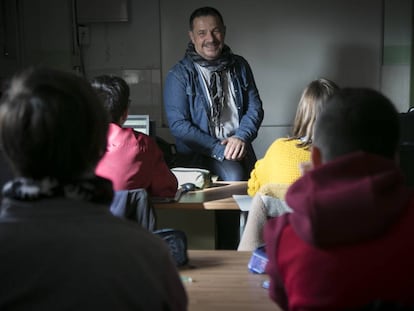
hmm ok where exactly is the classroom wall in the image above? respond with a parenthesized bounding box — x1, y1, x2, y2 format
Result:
(1, 0, 411, 157)
(77, 1, 165, 127)
(0, 0, 21, 80)
(382, 0, 413, 112)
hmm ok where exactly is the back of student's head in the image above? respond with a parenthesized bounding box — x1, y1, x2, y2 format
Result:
(90, 75, 130, 123)
(313, 88, 400, 162)
(291, 78, 339, 148)
(0, 67, 108, 181)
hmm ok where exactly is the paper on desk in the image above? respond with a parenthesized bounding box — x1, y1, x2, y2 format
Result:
(232, 194, 252, 211)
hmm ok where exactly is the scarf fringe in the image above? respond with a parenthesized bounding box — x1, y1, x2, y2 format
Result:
(3, 176, 113, 204)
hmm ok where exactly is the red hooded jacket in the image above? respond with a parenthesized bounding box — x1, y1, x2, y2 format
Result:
(264, 152, 414, 311)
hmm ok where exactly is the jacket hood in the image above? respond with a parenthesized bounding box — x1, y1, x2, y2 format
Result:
(285, 151, 413, 248)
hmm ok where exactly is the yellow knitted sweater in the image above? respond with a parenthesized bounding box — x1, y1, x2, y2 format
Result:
(247, 138, 310, 197)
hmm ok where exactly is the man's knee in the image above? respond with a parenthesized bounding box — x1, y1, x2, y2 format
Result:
(215, 161, 247, 181)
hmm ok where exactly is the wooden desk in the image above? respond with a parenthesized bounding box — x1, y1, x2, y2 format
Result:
(180, 250, 280, 311)
(153, 182, 249, 249)
(153, 181, 247, 249)
(153, 181, 247, 210)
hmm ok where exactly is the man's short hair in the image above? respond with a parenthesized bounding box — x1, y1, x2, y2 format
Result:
(313, 88, 400, 162)
(189, 7, 224, 30)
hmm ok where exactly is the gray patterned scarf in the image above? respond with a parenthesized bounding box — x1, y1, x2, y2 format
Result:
(2, 176, 113, 204)
(186, 42, 235, 130)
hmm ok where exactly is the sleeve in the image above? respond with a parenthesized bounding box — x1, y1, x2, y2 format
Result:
(157, 239, 188, 311)
(264, 215, 290, 310)
(162, 261, 188, 311)
(247, 158, 264, 196)
(233, 57, 264, 143)
(247, 139, 281, 196)
(163, 68, 225, 160)
(147, 137, 179, 197)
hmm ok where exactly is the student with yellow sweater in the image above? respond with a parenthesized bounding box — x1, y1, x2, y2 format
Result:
(238, 78, 339, 251)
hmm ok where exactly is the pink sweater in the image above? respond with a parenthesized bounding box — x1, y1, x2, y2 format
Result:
(95, 123, 178, 197)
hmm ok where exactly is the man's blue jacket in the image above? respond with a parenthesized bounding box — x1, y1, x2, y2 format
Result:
(163, 54, 264, 162)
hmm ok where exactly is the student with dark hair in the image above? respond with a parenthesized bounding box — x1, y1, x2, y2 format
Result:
(164, 6, 264, 181)
(0, 67, 187, 310)
(264, 88, 414, 310)
(92, 75, 178, 197)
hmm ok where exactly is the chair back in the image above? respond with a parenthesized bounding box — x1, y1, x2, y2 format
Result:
(155, 136, 177, 168)
(110, 188, 156, 231)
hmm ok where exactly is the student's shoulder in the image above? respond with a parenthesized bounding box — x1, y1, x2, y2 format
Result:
(168, 56, 195, 75)
(134, 132, 159, 146)
(268, 137, 298, 149)
(265, 138, 309, 160)
(131, 130, 151, 143)
(233, 54, 248, 62)
(233, 54, 254, 68)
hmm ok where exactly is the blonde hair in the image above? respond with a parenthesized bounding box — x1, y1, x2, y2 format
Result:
(290, 78, 339, 149)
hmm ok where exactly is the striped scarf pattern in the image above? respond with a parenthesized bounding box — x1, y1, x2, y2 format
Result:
(186, 42, 235, 130)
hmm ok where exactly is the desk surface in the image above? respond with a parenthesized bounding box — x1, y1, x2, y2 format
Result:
(153, 181, 247, 210)
(180, 250, 280, 311)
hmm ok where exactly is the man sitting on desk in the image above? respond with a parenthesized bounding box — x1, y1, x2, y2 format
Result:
(264, 88, 414, 310)
(163, 7, 264, 181)
(92, 75, 178, 198)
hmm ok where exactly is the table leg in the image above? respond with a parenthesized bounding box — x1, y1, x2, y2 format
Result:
(214, 210, 241, 249)
(214, 210, 248, 250)
(239, 211, 248, 240)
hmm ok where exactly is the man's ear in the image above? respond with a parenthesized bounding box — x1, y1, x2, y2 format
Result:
(119, 109, 129, 125)
(311, 146, 323, 167)
(188, 31, 195, 44)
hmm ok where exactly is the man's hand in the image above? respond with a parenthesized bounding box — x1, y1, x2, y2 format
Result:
(221, 137, 246, 161)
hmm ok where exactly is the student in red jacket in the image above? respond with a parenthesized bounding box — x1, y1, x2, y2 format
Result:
(264, 88, 414, 311)
(92, 75, 178, 197)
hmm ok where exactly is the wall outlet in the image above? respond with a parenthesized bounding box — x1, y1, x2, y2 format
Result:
(77, 25, 90, 46)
